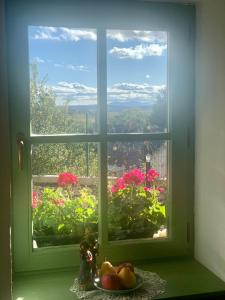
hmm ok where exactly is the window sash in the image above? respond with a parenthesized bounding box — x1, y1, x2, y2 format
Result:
(8, 1, 195, 272)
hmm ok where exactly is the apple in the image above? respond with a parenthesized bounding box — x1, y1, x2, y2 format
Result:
(100, 261, 116, 276)
(116, 262, 134, 274)
(117, 267, 136, 289)
(101, 273, 121, 290)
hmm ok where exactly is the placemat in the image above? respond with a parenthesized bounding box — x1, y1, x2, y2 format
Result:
(70, 267, 166, 299)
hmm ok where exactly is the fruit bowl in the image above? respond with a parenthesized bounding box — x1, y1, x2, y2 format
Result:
(94, 274, 144, 294)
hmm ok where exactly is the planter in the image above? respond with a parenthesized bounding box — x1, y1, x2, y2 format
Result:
(108, 225, 157, 241)
(33, 222, 98, 247)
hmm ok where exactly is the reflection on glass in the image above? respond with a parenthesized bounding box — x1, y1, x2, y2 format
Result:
(28, 26, 97, 135)
(107, 30, 168, 133)
(108, 140, 168, 241)
(31, 143, 98, 248)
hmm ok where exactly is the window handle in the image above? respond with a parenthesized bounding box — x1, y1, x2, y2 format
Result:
(17, 134, 25, 170)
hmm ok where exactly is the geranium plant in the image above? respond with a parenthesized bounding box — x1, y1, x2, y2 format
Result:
(32, 172, 98, 247)
(32, 169, 167, 246)
(108, 168, 167, 240)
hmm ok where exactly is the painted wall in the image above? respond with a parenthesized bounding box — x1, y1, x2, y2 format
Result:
(195, 0, 225, 281)
(0, 0, 12, 299)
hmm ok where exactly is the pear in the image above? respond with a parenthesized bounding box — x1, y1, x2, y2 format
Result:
(117, 267, 136, 289)
(100, 261, 116, 276)
(116, 262, 134, 273)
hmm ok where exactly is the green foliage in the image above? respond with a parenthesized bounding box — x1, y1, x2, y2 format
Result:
(30, 65, 167, 245)
(33, 186, 98, 246)
(30, 64, 98, 176)
(30, 64, 167, 177)
(108, 184, 166, 240)
(108, 108, 152, 133)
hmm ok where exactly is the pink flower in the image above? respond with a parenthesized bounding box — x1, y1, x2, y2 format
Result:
(111, 178, 126, 193)
(157, 187, 165, 193)
(53, 199, 65, 206)
(123, 169, 145, 186)
(58, 172, 78, 187)
(32, 191, 42, 209)
(144, 186, 152, 191)
(146, 169, 160, 182)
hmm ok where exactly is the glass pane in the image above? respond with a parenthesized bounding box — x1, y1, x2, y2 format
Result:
(107, 30, 167, 133)
(31, 143, 98, 248)
(28, 26, 97, 135)
(108, 140, 168, 241)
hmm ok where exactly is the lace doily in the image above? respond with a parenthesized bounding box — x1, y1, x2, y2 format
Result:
(70, 267, 166, 300)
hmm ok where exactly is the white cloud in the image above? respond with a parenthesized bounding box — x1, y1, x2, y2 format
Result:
(33, 27, 60, 40)
(51, 81, 97, 105)
(54, 63, 89, 72)
(33, 57, 45, 63)
(109, 43, 167, 59)
(32, 26, 96, 42)
(107, 30, 167, 43)
(60, 28, 96, 41)
(55, 81, 96, 94)
(49, 80, 165, 105)
(108, 82, 166, 101)
(32, 27, 166, 45)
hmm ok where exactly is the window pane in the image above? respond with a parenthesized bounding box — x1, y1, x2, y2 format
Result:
(107, 30, 167, 133)
(28, 26, 97, 135)
(31, 143, 98, 248)
(108, 140, 168, 241)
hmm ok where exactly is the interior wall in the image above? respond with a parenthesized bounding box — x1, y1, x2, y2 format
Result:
(195, 0, 225, 281)
(0, 0, 12, 299)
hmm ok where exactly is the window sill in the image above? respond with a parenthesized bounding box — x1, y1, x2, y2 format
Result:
(13, 258, 225, 300)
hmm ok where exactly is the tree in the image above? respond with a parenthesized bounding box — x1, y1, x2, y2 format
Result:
(30, 63, 98, 176)
(30, 64, 167, 177)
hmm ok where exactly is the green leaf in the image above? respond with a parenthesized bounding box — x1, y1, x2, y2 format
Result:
(57, 223, 65, 232)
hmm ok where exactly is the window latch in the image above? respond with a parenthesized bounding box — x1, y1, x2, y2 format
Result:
(17, 134, 25, 170)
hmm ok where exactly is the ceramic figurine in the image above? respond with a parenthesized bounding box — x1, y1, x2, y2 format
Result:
(78, 231, 99, 291)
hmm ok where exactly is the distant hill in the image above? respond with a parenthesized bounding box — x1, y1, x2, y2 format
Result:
(68, 100, 154, 113)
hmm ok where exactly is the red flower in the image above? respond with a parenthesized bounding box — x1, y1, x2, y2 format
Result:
(58, 172, 78, 187)
(156, 187, 165, 193)
(111, 177, 126, 193)
(146, 169, 160, 182)
(53, 199, 65, 206)
(144, 186, 152, 191)
(32, 191, 42, 209)
(123, 169, 145, 186)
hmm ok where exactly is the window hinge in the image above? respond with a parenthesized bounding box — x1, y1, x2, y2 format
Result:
(17, 133, 25, 170)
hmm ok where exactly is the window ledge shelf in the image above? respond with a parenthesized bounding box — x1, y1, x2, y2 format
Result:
(13, 258, 225, 300)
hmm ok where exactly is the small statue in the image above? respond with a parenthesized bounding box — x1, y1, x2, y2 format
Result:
(78, 229, 99, 291)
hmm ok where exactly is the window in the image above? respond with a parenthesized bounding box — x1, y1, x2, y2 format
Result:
(9, 1, 194, 272)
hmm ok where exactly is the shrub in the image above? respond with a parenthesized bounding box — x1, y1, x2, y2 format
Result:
(32, 169, 167, 246)
(108, 168, 166, 240)
(32, 172, 98, 246)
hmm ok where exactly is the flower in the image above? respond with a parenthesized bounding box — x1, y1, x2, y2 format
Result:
(156, 187, 165, 193)
(111, 177, 126, 193)
(53, 199, 65, 206)
(144, 186, 152, 191)
(153, 228, 167, 238)
(146, 169, 160, 182)
(57, 172, 78, 187)
(32, 191, 42, 209)
(122, 169, 145, 186)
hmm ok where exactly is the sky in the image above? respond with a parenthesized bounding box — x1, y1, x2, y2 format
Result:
(28, 26, 167, 106)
